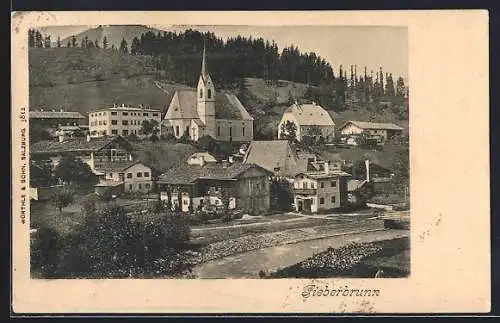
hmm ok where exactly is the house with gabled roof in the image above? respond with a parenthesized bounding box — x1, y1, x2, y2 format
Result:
(277, 101, 336, 143)
(157, 154, 272, 214)
(30, 135, 133, 172)
(293, 161, 351, 213)
(162, 46, 254, 142)
(94, 160, 153, 195)
(338, 120, 404, 141)
(242, 140, 310, 178)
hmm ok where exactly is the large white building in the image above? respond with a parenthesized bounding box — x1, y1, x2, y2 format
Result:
(162, 46, 254, 142)
(88, 105, 162, 138)
(277, 101, 336, 143)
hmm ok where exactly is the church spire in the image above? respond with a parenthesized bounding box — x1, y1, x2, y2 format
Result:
(201, 42, 207, 78)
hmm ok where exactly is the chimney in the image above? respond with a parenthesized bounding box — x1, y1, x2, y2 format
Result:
(86, 134, 91, 142)
(365, 159, 370, 182)
(40, 108, 44, 112)
(113, 103, 116, 108)
(228, 156, 234, 164)
(60, 108, 64, 112)
(58, 134, 64, 143)
(312, 101, 316, 106)
(122, 103, 125, 107)
(324, 161, 329, 174)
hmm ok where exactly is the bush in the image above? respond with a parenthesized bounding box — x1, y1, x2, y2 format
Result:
(30, 226, 62, 277)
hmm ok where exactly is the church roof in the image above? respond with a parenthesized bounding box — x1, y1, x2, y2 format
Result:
(164, 89, 253, 121)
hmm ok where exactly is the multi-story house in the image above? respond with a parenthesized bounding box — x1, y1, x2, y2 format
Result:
(277, 101, 336, 143)
(157, 153, 272, 215)
(293, 161, 351, 213)
(162, 46, 254, 142)
(94, 161, 153, 196)
(88, 104, 162, 138)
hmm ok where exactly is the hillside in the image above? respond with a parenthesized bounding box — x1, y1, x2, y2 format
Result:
(29, 48, 191, 114)
(29, 47, 408, 137)
(60, 25, 162, 49)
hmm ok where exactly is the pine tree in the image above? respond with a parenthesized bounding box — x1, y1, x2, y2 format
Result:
(94, 39, 99, 48)
(57, 36, 61, 48)
(103, 36, 108, 49)
(28, 29, 35, 48)
(35, 30, 43, 48)
(67, 41, 71, 48)
(396, 77, 406, 98)
(71, 35, 77, 48)
(130, 37, 141, 55)
(119, 38, 128, 54)
(44, 35, 51, 48)
(379, 67, 384, 97)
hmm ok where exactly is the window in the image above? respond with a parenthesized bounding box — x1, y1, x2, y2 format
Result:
(153, 113, 158, 117)
(242, 127, 245, 136)
(129, 184, 133, 190)
(311, 183, 315, 189)
(122, 112, 128, 116)
(122, 120, 128, 125)
(320, 182, 324, 188)
(122, 130, 129, 136)
(186, 126, 190, 136)
(331, 196, 336, 203)
(103, 121, 107, 125)
(138, 184, 142, 189)
(111, 130, 118, 135)
(229, 127, 232, 137)
(331, 181, 337, 187)
(200, 88, 203, 98)
(144, 172, 150, 177)
(146, 183, 150, 189)
(111, 120, 117, 125)
(127, 173, 132, 178)
(98, 121, 102, 125)
(303, 182, 308, 189)
(175, 126, 180, 137)
(320, 197, 325, 205)
(217, 126, 221, 137)
(208, 89, 212, 98)
(137, 172, 142, 177)
(143, 113, 148, 117)
(183, 199, 188, 205)
(111, 112, 117, 115)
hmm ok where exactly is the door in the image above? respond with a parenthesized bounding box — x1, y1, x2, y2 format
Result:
(297, 200, 303, 212)
(303, 199, 312, 214)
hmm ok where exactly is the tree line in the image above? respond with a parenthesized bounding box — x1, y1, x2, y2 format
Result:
(29, 27, 408, 112)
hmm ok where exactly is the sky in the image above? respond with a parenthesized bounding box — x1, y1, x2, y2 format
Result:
(40, 25, 408, 81)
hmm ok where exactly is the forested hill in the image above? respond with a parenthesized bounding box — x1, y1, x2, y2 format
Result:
(29, 26, 409, 118)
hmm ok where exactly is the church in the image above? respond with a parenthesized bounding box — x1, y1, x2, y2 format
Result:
(162, 47, 254, 142)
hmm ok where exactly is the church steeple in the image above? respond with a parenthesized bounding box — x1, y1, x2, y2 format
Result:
(200, 42, 213, 84)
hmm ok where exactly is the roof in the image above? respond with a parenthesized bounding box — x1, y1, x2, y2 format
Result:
(296, 170, 351, 180)
(90, 106, 161, 113)
(164, 89, 253, 121)
(30, 136, 131, 154)
(347, 179, 368, 192)
(57, 126, 82, 131)
(188, 152, 217, 163)
(30, 111, 85, 119)
(95, 161, 147, 173)
(340, 121, 404, 131)
(157, 163, 271, 185)
(243, 140, 307, 177)
(95, 180, 124, 187)
(283, 103, 335, 126)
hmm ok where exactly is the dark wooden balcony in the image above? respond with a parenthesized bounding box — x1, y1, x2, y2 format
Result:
(293, 188, 317, 195)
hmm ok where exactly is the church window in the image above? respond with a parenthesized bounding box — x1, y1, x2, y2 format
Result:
(242, 127, 245, 136)
(200, 88, 203, 98)
(175, 126, 180, 137)
(229, 127, 232, 137)
(217, 126, 221, 137)
(208, 89, 212, 99)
